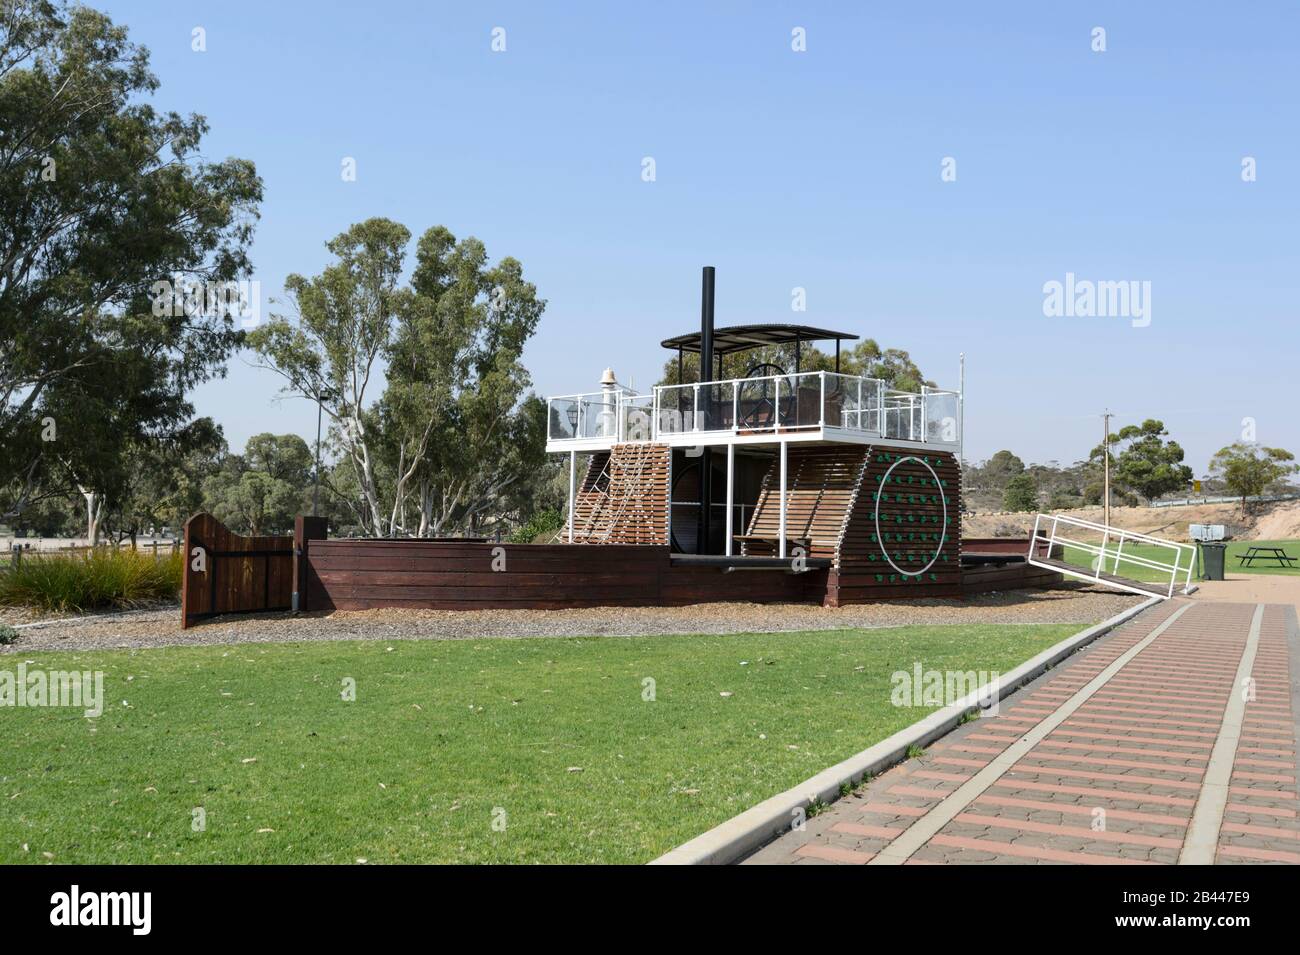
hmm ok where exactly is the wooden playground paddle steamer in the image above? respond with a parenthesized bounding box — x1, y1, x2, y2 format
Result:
(544, 266, 974, 605)
(182, 268, 1061, 626)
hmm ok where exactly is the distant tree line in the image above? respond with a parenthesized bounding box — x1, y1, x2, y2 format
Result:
(969, 422, 1297, 515)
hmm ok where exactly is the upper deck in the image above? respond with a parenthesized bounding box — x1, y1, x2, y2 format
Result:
(545, 370, 961, 453)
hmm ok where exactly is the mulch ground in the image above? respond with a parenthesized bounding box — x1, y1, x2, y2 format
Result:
(0, 583, 1140, 653)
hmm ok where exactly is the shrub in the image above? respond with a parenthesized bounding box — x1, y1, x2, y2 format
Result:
(1002, 474, 1039, 512)
(507, 508, 565, 544)
(0, 549, 182, 613)
(1048, 490, 1082, 511)
(0, 624, 17, 645)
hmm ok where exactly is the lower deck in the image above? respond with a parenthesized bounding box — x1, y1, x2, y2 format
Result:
(564, 440, 973, 603)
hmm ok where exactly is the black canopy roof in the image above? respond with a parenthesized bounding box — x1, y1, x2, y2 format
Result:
(660, 323, 858, 355)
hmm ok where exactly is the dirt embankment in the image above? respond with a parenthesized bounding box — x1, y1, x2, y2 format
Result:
(964, 499, 1300, 541)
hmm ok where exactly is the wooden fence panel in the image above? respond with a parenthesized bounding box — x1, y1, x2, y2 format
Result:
(181, 513, 294, 628)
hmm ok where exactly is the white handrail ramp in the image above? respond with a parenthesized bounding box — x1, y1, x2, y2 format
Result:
(1028, 513, 1198, 599)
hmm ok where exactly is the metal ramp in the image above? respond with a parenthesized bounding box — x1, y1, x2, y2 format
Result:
(1028, 513, 1198, 599)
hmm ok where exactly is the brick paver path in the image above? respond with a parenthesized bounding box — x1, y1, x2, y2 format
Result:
(744, 600, 1300, 865)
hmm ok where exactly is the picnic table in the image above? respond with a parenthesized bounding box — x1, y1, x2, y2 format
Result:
(1237, 545, 1299, 568)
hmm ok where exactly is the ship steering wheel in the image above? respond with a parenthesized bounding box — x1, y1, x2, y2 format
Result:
(738, 363, 794, 430)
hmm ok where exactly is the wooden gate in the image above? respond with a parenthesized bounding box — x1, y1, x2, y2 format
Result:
(181, 513, 294, 628)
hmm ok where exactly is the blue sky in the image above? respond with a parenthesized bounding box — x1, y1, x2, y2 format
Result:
(104, 0, 1299, 473)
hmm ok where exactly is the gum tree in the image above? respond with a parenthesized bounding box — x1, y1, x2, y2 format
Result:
(1209, 442, 1298, 515)
(198, 432, 312, 536)
(1002, 473, 1039, 512)
(0, 1, 261, 527)
(250, 220, 547, 537)
(1106, 420, 1193, 504)
(247, 218, 411, 536)
(387, 227, 546, 537)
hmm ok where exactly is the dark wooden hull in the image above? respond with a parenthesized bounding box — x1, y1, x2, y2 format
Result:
(297, 537, 1058, 613)
(180, 451, 1065, 625)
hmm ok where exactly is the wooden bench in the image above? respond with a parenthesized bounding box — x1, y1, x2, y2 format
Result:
(734, 533, 840, 557)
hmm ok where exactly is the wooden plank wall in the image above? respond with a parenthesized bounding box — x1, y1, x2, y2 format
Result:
(304, 540, 823, 611)
(570, 444, 670, 545)
(829, 448, 963, 603)
(963, 537, 1057, 559)
(737, 445, 967, 604)
(961, 560, 1063, 594)
(963, 537, 1031, 556)
(300, 534, 1060, 612)
(740, 445, 866, 562)
(181, 513, 294, 628)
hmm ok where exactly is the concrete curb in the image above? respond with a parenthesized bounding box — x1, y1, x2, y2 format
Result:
(648, 595, 1164, 865)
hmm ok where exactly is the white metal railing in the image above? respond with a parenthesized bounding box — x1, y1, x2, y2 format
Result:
(547, 387, 638, 442)
(1028, 513, 1197, 599)
(546, 372, 961, 447)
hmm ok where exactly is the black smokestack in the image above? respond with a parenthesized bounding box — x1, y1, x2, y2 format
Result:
(699, 266, 715, 553)
(700, 266, 715, 385)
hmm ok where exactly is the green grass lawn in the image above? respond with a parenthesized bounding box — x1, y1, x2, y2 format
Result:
(1, 624, 1080, 864)
(1061, 538, 1300, 584)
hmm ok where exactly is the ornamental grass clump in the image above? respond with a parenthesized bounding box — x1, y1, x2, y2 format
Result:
(0, 549, 182, 612)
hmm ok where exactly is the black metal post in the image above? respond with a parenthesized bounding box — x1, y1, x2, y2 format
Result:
(699, 266, 715, 554)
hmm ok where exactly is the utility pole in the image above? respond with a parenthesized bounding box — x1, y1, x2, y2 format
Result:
(1102, 410, 1113, 528)
(312, 393, 323, 516)
(313, 388, 333, 517)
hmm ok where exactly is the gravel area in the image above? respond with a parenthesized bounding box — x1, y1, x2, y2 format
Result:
(0, 583, 1142, 653)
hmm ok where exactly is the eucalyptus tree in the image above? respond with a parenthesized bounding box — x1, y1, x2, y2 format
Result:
(248, 218, 411, 535)
(1209, 443, 1298, 515)
(251, 220, 547, 537)
(386, 227, 546, 537)
(0, 1, 261, 525)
